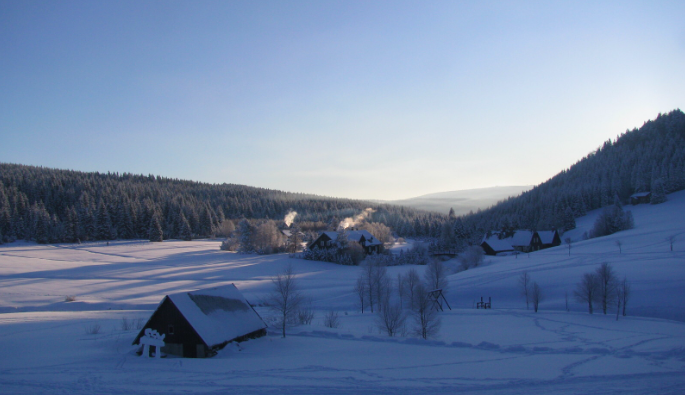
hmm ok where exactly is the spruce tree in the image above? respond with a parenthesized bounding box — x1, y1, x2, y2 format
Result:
(650, 178, 667, 204)
(96, 199, 116, 240)
(64, 207, 78, 243)
(34, 207, 50, 244)
(563, 206, 576, 231)
(178, 213, 192, 241)
(149, 214, 163, 242)
(0, 208, 10, 243)
(199, 204, 214, 237)
(237, 219, 254, 252)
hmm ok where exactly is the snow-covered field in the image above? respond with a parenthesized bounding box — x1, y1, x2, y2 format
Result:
(1, 192, 684, 394)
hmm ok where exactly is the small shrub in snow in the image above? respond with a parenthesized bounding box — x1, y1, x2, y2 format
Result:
(296, 305, 315, 325)
(220, 237, 239, 251)
(65, 295, 76, 302)
(121, 317, 135, 331)
(323, 311, 340, 328)
(458, 246, 484, 271)
(84, 323, 101, 335)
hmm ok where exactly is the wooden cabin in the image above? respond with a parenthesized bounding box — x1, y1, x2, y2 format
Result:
(630, 192, 651, 205)
(510, 231, 543, 253)
(133, 284, 267, 358)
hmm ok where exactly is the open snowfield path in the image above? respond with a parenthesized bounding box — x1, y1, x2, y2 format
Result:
(0, 309, 683, 395)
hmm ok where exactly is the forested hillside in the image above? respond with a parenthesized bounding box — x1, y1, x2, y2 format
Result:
(452, 109, 685, 244)
(0, 164, 444, 244)
(1, 110, 683, 246)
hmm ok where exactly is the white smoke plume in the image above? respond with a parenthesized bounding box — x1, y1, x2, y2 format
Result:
(338, 208, 375, 230)
(284, 211, 298, 227)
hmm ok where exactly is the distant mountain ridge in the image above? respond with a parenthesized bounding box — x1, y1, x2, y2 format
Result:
(388, 186, 533, 216)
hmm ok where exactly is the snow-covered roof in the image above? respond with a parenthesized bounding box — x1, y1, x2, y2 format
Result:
(322, 230, 383, 246)
(481, 235, 514, 252)
(167, 284, 266, 348)
(630, 192, 651, 198)
(537, 230, 557, 245)
(510, 231, 534, 247)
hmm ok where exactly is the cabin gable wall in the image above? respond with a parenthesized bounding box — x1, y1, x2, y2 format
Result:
(135, 297, 207, 358)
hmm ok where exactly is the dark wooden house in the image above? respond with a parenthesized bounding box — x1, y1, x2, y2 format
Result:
(630, 192, 651, 205)
(309, 230, 383, 254)
(133, 284, 267, 358)
(480, 236, 515, 256)
(481, 230, 560, 256)
(537, 230, 561, 249)
(510, 231, 543, 253)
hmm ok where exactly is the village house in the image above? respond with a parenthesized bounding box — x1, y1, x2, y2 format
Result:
(133, 284, 267, 358)
(481, 230, 560, 256)
(537, 230, 561, 249)
(480, 236, 515, 256)
(309, 229, 383, 254)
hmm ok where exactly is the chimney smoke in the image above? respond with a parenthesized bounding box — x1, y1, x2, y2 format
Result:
(338, 208, 375, 230)
(284, 211, 298, 227)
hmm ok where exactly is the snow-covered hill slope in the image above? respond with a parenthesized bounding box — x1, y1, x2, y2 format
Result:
(447, 189, 685, 322)
(0, 190, 684, 394)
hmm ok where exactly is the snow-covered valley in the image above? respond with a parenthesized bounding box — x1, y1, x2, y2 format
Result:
(1, 192, 684, 394)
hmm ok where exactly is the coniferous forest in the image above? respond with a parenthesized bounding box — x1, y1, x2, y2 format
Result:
(459, 109, 685, 238)
(0, 110, 683, 246)
(0, 162, 445, 244)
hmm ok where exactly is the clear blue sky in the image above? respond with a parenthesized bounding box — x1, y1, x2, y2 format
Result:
(1, 1, 683, 200)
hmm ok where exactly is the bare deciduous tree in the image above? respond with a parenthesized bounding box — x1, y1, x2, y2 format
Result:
(564, 237, 572, 256)
(354, 275, 366, 313)
(620, 276, 631, 317)
(412, 283, 441, 340)
(615, 283, 622, 321)
(253, 220, 284, 254)
(360, 255, 388, 313)
(596, 262, 618, 314)
(574, 272, 599, 314)
(267, 264, 304, 337)
(404, 268, 420, 310)
(376, 299, 406, 337)
(217, 219, 235, 238)
(519, 271, 531, 310)
(615, 240, 623, 254)
(424, 259, 449, 293)
(397, 273, 405, 310)
(531, 282, 543, 312)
